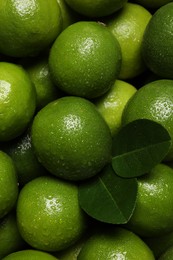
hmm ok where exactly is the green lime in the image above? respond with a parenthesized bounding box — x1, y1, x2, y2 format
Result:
(25, 55, 63, 111)
(78, 227, 154, 259)
(122, 79, 173, 161)
(31, 96, 112, 181)
(54, 233, 89, 260)
(16, 176, 87, 252)
(49, 21, 121, 99)
(142, 3, 173, 78)
(2, 127, 48, 187)
(57, 0, 80, 30)
(127, 164, 173, 237)
(0, 62, 36, 142)
(0, 0, 62, 57)
(54, 222, 100, 259)
(106, 2, 152, 79)
(0, 212, 27, 259)
(0, 151, 18, 219)
(134, 0, 173, 10)
(95, 79, 137, 136)
(64, 0, 128, 17)
(2, 250, 58, 260)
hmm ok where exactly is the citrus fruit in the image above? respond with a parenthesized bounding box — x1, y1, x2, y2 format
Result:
(0, 62, 36, 142)
(16, 176, 88, 252)
(54, 222, 99, 259)
(49, 21, 122, 99)
(142, 3, 173, 78)
(54, 239, 84, 260)
(78, 226, 155, 259)
(31, 96, 112, 181)
(159, 246, 173, 260)
(57, 0, 80, 30)
(95, 79, 137, 136)
(64, 0, 128, 17)
(54, 233, 90, 260)
(2, 250, 58, 260)
(127, 163, 173, 237)
(105, 2, 152, 79)
(24, 55, 63, 111)
(122, 79, 173, 161)
(0, 212, 27, 259)
(0, 0, 62, 57)
(134, 0, 173, 10)
(2, 127, 48, 187)
(0, 151, 18, 219)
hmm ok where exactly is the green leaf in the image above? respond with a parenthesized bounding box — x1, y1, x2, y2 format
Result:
(112, 119, 171, 178)
(78, 164, 137, 224)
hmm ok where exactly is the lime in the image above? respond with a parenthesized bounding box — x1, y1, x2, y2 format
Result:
(0, 151, 18, 219)
(0, 62, 36, 142)
(57, 0, 80, 30)
(0, 212, 27, 259)
(2, 250, 58, 260)
(31, 96, 112, 181)
(49, 21, 121, 99)
(106, 2, 152, 79)
(16, 176, 87, 252)
(64, 0, 128, 17)
(0, 0, 62, 57)
(54, 233, 90, 260)
(122, 79, 173, 161)
(54, 222, 99, 259)
(25, 55, 63, 111)
(134, 0, 173, 10)
(78, 226, 154, 259)
(127, 163, 173, 237)
(94, 79, 137, 136)
(2, 127, 48, 187)
(142, 3, 173, 78)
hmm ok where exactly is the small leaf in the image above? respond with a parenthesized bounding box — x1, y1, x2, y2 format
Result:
(78, 164, 137, 224)
(112, 119, 171, 178)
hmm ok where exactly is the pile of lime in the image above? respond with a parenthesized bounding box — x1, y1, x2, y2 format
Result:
(1, 0, 173, 259)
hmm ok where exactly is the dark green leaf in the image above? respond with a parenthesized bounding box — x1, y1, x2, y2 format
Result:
(112, 119, 171, 178)
(78, 164, 137, 224)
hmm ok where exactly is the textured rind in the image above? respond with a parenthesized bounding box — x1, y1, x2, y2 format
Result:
(17, 176, 87, 252)
(31, 96, 112, 180)
(64, 0, 128, 17)
(0, 0, 62, 57)
(49, 21, 122, 99)
(142, 3, 173, 78)
(122, 79, 173, 161)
